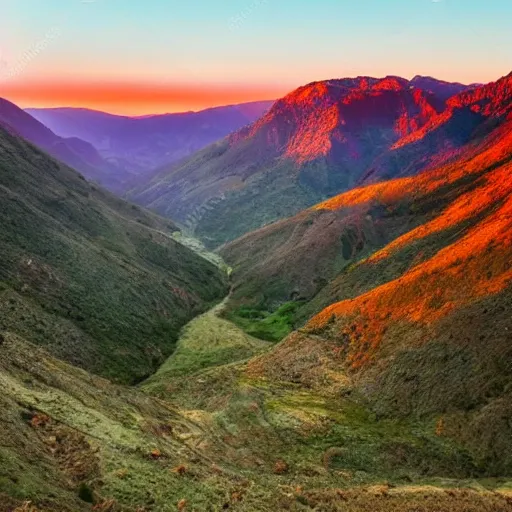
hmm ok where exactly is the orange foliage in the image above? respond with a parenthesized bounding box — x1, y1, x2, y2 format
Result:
(150, 449, 162, 459)
(30, 414, 50, 429)
(92, 500, 117, 512)
(436, 418, 445, 437)
(231, 76, 441, 164)
(393, 72, 512, 149)
(369, 160, 512, 262)
(273, 459, 289, 474)
(308, 146, 512, 368)
(284, 103, 339, 163)
(315, 121, 512, 215)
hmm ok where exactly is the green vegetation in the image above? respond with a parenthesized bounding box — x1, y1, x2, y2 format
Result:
(171, 230, 231, 273)
(3, 315, 511, 511)
(0, 126, 228, 383)
(142, 298, 271, 398)
(2, 75, 512, 510)
(226, 301, 304, 342)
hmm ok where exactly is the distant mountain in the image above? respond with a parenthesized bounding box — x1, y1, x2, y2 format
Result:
(221, 72, 512, 313)
(26, 101, 274, 179)
(0, 97, 130, 192)
(0, 122, 228, 383)
(410, 75, 476, 101)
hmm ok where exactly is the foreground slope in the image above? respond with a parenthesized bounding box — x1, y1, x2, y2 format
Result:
(130, 76, 477, 247)
(0, 97, 126, 192)
(0, 124, 228, 383)
(3, 331, 512, 511)
(27, 101, 273, 181)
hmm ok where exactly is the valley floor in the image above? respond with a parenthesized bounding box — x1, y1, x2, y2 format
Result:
(2, 300, 512, 511)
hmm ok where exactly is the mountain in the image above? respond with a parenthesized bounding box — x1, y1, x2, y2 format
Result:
(0, 97, 130, 192)
(26, 101, 274, 180)
(409, 75, 476, 101)
(3, 313, 510, 511)
(221, 80, 512, 474)
(221, 72, 512, 316)
(0, 123, 228, 384)
(2, 78, 512, 512)
(129, 75, 478, 248)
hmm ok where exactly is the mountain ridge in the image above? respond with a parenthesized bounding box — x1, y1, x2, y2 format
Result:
(0, 122, 228, 383)
(129, 74, 480, 247)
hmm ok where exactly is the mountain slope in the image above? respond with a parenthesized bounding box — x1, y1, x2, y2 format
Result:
(0, 124, 228, 383)
(27, 101, 274, 180)
(220, 73, 512, 315)
(4, 329, 512, 511)
(224, 105, 512, 473)
(129, 75, 478, 248)
(0, 97, 128, 191)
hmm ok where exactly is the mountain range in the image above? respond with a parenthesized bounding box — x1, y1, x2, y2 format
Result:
(219, 71, 512, 473)
(128, 75, 481, 247)
(27, 101, 273, 183)
(0, 97, 125, 191)
(0, 122, 228, 383)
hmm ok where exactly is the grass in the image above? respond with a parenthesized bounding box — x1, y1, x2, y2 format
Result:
(226, 301, 304, 342)
(1, 309, 512, 511)
(142, 298, 271, 400)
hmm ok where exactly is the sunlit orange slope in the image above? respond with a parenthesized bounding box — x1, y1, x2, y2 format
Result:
(308, 120, 512, 368)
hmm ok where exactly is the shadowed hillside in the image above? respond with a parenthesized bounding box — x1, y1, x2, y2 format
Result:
(0, 98, 128, 192)
(0, 124, 228, 383)
(27, 101, 274, 185)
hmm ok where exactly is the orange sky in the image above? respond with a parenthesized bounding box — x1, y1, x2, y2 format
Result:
(0, 79, 287, 115)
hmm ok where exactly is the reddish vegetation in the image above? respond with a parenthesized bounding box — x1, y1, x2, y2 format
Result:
(308, 125, 512, 368)
(230, 76, 443, 164)
(150, 448, 162, 459)
(315, 114, 512, 215)
(273, 459, 289, 474)
(29, 414, 51, 429)
(393, 73, 512, 149)
(171, 464, 188, 475)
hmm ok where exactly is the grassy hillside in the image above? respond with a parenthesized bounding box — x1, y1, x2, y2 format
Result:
(0, 97, 128, 193)
(3, 328, 512, 511)
(142, 297, 271, 404)
(0, 125, 228, 383)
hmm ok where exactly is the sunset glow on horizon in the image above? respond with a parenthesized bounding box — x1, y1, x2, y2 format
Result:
(2, 0, 511, 115)
(1, 79, 286, 116)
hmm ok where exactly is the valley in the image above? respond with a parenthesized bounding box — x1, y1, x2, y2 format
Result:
(1, 67, 511, 511)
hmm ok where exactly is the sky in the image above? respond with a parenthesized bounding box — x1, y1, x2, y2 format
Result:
(0, 0, 511, 115)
